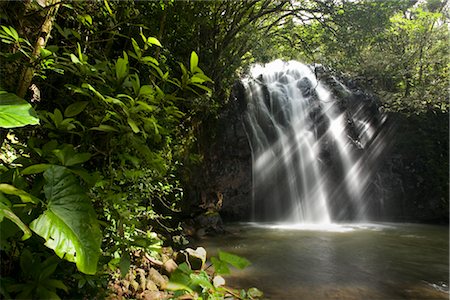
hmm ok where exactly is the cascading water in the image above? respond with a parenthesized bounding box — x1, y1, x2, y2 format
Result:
(242, 60, 385, 224)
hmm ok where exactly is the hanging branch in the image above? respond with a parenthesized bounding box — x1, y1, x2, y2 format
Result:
(17, 0, 61, 98)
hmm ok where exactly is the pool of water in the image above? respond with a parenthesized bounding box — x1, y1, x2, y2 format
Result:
(200, 223, 449, 299)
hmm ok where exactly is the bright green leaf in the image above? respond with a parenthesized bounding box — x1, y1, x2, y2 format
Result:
(190, 51, 198, 73)
(141, 56, 159, 65)
(190, 76, 206, 84)
(139, 85, 154, 96)
(30, 166, 102, 275)
(103, 0, 113, 15)
(0, 92, 39, 128)
(83, 15, 92, 25)
(190, 271, 213, 290)
(211, 257, 230, 275)
(40, 48, 53, 58)
(218, 251, 250, 270)
(0, 184, 38, 204)
(146, 37, 162, 47)
(131, 38, 142, 58)
(70, 54, 81, 64)
(127, 118, 140, 133)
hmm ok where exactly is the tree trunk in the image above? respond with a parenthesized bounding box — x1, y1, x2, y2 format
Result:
(17, 0, 61, 98)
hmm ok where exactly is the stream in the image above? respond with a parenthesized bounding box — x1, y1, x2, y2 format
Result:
(201, 222, 449, 299)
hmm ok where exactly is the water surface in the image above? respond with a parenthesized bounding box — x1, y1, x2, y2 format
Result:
(201, 223, 449, 299)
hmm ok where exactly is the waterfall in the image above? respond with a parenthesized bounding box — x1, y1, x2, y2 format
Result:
(242, 60, 384, 224)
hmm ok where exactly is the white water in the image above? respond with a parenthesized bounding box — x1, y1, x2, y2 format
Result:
(243, 60, 377, 224)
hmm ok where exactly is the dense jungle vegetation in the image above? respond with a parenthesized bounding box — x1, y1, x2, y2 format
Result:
(0, 0, 448, 299)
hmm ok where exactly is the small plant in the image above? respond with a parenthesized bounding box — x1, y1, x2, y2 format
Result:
(168, 248, 263, 300)
(4, 249, 68, 299)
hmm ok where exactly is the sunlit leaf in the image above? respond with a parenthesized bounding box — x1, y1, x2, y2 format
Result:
(211, 257, 230, 275)
(190, 271, 213, 290)
(0, 184, 39, 204)
(40, 48, 53, 58)
(70, 53, 81, 64)
(103, 0, 113, 15)
(146, 37, 162, 47)
(141, 56, 159, 65)
(131, 38, 142, 58)
(218, 251, 250, 269)
(0, 92, 39, 128)
(190, 51, 198, 73)
(127, 117, 140, 133)
(139, 85, 154, 96)
(30, 166, 102, 274)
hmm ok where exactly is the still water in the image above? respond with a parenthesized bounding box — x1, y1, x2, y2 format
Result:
(201, 223, 449, 299)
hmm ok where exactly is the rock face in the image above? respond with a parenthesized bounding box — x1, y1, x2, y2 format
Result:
(191, 62, 448, 224)
(197, 81, 253, 221)
(182, 80, 252, 224)
(368, 112, 449, 223)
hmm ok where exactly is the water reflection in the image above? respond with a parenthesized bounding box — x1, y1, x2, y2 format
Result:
(200, 223, 449, 299)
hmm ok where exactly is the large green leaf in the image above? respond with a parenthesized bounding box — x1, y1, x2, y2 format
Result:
(30, 166, 102, 274)
(0, 92, 39, 128)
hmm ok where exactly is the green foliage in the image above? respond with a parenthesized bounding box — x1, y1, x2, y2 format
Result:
(267, 0, 449, 114)
(0, 193, 32, 241)
(0, 183, 39, 204)
(217, 251, 251, 270)
(30, 166, 102, 275)
(168, 250, 261, 300)
(4, 0, 445, 298)
(0, 91, 39, 128)
(4, 249, 68, 300)
(0, 1, 218, 297)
